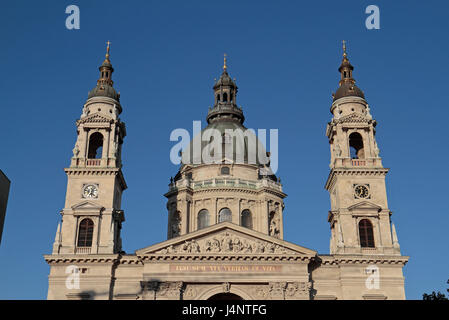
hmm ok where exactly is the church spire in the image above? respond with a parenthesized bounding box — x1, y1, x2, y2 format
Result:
(87, 41, 120, 101)
(338, 40, 355, 85)
(97, 41, 114, 86)
(333, 41, 365, 102)
(223, 53, 227, 71)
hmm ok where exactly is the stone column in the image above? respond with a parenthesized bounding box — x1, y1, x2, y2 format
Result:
(83, 128, 89, 159)
(279, 202, 284, 240)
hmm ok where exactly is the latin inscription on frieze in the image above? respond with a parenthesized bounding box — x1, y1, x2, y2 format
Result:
(169, 265, 282, 272)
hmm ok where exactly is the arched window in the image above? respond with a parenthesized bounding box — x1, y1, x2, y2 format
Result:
(222, 92, 228, 102)
(216, 94, 220, 102)
(219, 208, 232, 223)
(221, 166, 230, 175)
(359, 219, 375, 248)
(77, 218, 94, 247)
(198, 209, 210, 230)
(87, 132, 103, 159)
(241, 210, 252, 229)
(349, 132, 364, 159)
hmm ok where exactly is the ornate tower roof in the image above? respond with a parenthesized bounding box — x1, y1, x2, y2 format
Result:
(88, 41, 120, 101)
(206, 54, 245, 124)
(332, 41, 365, 102)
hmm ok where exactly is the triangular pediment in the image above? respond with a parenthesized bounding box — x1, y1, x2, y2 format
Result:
(71, 201, 105, 211)
(78, 113, 112, 124)
(348, 201, 382, 212)
(338, 112, 370, 124)
(136, 222, 316, 257)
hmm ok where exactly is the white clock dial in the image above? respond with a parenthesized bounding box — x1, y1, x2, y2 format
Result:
(83, 184, 98, 198)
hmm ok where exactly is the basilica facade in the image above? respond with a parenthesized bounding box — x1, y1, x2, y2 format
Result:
(44, 43, 408, 300)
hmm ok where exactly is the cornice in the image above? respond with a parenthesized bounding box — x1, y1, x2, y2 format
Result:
(325, 167, 389, 190)
(65, 167, 127, 190)
(137, 254, 313, 263)
(44, 252, 407, 267)
(165, 185, 286, 199)
(43, 252, 314, 265)
(317, 254, 409, 266)
(43, 254, 120, 264)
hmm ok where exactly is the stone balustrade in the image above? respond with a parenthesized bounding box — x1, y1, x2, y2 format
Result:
(168, 177, 282, 192)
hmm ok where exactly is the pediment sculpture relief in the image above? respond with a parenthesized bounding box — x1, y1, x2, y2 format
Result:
(155, 231, 295, 255)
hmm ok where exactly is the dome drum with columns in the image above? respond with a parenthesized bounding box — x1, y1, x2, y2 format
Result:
(44, 44, 408, 301)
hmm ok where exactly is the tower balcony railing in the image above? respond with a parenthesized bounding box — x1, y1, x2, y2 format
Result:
(333, 158, 383, 168)
(351, 159, 366, 166)
(71, 157, 120, 168)
(86, 159, 102, 166)
(168, 177, 282, 192)
(75, 247, 92, 254)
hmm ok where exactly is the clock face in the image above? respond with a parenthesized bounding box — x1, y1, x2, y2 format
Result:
(354, 184, 370, 199)
(83, 184, 98, 199)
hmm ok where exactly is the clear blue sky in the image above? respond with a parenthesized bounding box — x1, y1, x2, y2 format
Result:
(0, 0, 448, 299)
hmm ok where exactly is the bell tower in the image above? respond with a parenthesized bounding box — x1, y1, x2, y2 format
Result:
(325, 42, 401, 256)
(52, 42, 127, 256)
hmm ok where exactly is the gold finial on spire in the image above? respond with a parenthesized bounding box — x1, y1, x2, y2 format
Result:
(223, 53, 227, 71)
(342, 40, 347, 58)
(105, 40, 111, 60)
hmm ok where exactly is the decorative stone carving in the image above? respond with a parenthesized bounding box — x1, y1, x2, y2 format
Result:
(268, 282, 287, 299)
(250, 282, 310, 300)
(334, 105, 341, 119)
(336, 112, 370, 124)
(204, 237, 221, 252)
(222, 282, 231, 293)
(285, 282, 311, 299)
(72, 144, 80, 158)
(182, 285, 197, 299)
(157, 281, 183, 298)
(154, 231, 293, 254)
(374, 141, 380, 157)
(181, 240, 201, 253)
(366, 104, 373, 120)
(253, 285, 270, 299)
(78, 113, 111, 124)
(112, 140, 118, 158)
(269, 212, 280, 239)
(333, 142, 342, 157)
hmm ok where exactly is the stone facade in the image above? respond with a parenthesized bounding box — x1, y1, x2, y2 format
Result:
(44, 46, 408, 300)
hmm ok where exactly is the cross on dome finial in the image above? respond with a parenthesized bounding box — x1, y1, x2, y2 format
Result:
(342, 40, 347, 58)
(223, 53, 227, 71)
(105, 41, 111, 60)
